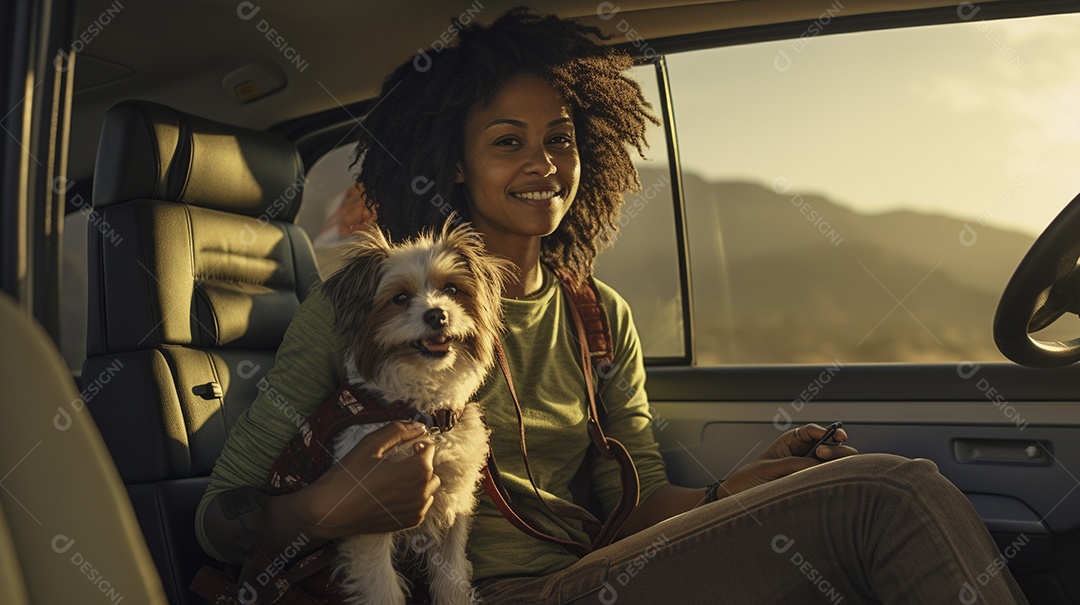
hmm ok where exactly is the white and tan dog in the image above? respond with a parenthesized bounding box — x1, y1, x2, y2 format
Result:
(320, 217, 512, 605)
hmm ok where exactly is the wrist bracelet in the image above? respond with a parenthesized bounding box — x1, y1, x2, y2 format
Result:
(704, 479, 725, 504)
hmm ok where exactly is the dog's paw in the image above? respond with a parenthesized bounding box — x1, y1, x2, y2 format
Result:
(384, 436, 435, 462)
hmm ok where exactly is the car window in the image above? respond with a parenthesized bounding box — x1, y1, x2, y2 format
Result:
(295, 145, 362, 279)
(665, 12, 1080, 364)
(594, 63, 684, 360)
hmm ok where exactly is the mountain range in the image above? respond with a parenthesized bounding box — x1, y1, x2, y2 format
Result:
(597, 166, 1069, 364)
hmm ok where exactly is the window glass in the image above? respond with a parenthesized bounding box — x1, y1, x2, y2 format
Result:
(296, 144, 363, 279)
(667, 14, 1080, 364)
(594, 63, 684, 359)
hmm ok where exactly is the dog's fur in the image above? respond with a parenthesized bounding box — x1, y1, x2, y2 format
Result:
(319, 218, 512, 605)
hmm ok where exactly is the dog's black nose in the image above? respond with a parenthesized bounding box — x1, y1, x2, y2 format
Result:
(423, 308, 448, 330)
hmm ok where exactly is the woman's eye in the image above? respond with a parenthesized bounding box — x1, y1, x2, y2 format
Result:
(549, 133, 573, 147)
(494, 137, 520, 147)
(393, 293, 409, 305)
(443, 284, 459, 296)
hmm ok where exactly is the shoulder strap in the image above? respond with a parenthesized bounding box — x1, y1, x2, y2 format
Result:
(554, 269, 614, 376)
(481, 271, 638, 556)
(558, 272, 640, 549)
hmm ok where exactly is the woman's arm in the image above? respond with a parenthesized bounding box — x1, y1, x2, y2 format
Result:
(617, 424, 859, 538)
(617, 484, 707, 537)
(203, 420, 438, 564)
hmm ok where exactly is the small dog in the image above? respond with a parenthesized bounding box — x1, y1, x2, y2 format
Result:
(320, 217, 512, 605)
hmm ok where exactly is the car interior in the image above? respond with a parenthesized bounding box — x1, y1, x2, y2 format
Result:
(3, 0, 1080, 603)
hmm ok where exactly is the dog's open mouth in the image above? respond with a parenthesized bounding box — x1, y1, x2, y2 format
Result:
(415, 335, 453, 358)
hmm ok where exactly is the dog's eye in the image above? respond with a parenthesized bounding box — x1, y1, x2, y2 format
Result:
(393, 293, 409, 306)
(442, 284, 459, 296)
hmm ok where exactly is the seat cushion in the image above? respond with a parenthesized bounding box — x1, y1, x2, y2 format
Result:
(87, 201, 319, 357)
(85, 347, 276, 483)
(0, 293, 167, 604)
(93, 100, 304, 219)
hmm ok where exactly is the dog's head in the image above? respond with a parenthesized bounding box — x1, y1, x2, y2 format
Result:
(321, 216, 513, 404)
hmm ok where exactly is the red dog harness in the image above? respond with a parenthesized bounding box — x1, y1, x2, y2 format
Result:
(268, 383, 459, 495)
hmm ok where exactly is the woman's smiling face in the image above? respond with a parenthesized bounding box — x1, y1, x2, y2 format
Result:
(456, 71, 581, 244)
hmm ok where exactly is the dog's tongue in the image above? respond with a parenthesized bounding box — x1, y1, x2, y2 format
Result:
(422, 337, 451, 353)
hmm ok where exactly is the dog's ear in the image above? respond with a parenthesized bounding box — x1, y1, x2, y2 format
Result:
(320, 225, 392, 352)
(443, 214, 515, 301)
(442, 214, 515, 345)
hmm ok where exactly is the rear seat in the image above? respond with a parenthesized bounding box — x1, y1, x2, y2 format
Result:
(82, 100, 319, 604)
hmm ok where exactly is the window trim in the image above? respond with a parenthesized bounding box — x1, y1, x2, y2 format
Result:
(639, 56, 694, 367)
(630, 0, 1080, 59)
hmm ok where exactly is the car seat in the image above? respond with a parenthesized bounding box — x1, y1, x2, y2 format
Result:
(81, 100, 320, 604)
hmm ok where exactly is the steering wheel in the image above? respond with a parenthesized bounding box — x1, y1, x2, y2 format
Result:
(994, 192, 1080, 367)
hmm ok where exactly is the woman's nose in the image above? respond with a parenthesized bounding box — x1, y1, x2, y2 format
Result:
(523, 145, 557, 177)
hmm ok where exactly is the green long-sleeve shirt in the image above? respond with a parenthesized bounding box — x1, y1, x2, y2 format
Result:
(195, 265, 669, 582)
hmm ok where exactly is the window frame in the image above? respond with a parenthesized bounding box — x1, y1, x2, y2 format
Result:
(633, 56, 694, 367)
(616, 0, 1080, 371)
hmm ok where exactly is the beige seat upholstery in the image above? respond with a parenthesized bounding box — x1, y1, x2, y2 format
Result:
(0, 292, 167, 604)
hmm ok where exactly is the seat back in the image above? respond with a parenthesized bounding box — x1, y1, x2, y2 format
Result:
(82, 100, 319, 604)
(0, 292, 168, 604)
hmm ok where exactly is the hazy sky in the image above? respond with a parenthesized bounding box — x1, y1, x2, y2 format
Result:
(659, 11, 1080, 237)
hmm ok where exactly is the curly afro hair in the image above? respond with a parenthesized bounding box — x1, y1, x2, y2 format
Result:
(354, 7, 658, 277)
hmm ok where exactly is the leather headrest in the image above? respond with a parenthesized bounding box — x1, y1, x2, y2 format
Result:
(92, 100, 304, 221)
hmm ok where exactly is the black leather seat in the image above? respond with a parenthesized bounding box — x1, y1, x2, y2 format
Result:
(82, 100, 320, 605)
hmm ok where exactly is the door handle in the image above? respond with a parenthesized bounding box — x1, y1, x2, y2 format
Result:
(953, 438, 1052, 465)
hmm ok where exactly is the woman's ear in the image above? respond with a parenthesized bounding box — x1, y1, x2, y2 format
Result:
(454, 161, 465, 184)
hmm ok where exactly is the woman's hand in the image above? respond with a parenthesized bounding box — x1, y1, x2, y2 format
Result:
(719, 423, 859, 497)
(289, 420, 440, 541)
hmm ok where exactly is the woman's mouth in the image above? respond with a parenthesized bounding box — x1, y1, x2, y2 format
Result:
(510, 189, 562, 204)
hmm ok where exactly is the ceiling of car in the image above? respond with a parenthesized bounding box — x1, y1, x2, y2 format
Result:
(67, 0, 991, 181)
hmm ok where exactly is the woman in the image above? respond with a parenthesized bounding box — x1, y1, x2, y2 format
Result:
(198, 9, 1028, 604)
